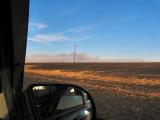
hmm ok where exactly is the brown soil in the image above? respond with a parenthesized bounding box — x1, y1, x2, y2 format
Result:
(24, 63, 160, 120)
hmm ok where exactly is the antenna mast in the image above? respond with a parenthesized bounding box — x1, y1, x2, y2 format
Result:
(73, 45, 76, 63)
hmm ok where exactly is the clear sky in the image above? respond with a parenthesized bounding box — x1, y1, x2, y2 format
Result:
(27, 0, 160, 61)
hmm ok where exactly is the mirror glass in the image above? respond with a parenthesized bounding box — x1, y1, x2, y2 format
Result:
(32, 85, 93, 120)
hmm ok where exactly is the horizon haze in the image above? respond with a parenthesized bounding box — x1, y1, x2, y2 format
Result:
(26, 0, 160, 62)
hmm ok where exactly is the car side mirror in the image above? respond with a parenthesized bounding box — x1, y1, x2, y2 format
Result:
(23, 83, 96, 120)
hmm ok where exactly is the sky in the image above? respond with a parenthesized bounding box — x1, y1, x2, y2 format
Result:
(26, 0, 160, 62)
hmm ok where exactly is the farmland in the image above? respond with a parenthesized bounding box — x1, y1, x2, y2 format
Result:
(24, 63, 160, 120)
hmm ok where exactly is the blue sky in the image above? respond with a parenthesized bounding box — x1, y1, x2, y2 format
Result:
(27, 0, 160, 61)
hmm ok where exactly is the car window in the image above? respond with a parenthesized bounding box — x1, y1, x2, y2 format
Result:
(24, 1, 160, 119)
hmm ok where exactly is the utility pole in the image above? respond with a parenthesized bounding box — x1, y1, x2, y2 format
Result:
(73, 45, 76, 63)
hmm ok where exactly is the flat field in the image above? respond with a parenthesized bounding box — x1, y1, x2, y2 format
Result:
(24, 63, 160, 120)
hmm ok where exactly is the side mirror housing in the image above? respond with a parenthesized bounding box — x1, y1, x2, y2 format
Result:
(22, 83, 97, 120)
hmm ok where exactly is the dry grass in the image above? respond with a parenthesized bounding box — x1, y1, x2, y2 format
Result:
(24, 63, 160, 120)
(25, 64, 160, 98)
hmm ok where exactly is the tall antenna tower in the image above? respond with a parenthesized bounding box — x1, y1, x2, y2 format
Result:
(73, 45, 77, 63)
